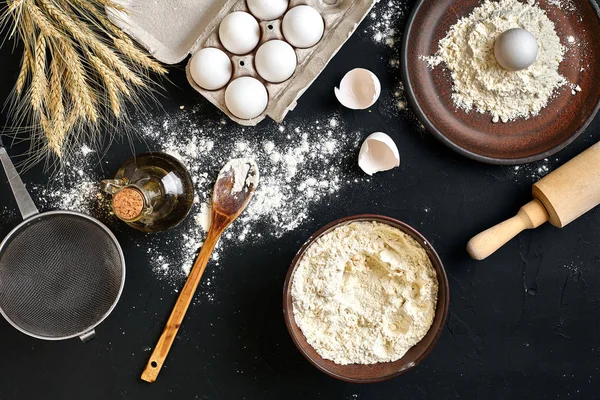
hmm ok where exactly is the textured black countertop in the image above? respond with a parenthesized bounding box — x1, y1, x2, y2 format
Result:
(1, 1, 599, 399)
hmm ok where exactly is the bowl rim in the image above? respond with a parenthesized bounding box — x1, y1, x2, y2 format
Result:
(400, 0, 600, 165)
(282, 214, 450, 383)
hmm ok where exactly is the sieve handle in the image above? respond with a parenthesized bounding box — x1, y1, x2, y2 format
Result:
(0, 146, 39, 220)
(79, 329, 96, 342)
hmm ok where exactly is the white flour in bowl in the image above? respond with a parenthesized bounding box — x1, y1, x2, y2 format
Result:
(291, 221, 438, 365)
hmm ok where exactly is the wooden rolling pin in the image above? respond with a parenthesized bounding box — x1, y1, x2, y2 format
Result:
(467, 142, 600, 260)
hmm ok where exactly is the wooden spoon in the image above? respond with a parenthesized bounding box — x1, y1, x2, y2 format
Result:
(141, 158, 259, 383)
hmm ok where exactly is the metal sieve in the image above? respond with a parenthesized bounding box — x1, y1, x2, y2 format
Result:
(0, 140, 125, 341)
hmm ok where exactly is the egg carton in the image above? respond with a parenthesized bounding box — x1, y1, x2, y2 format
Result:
(108, 0, 377, 126)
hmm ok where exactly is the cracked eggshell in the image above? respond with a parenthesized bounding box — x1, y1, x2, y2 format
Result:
(334, 68, 381, 110)
(358, 132, 400, 176)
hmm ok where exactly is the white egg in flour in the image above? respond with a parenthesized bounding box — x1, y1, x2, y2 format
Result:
(255, 40, 297, 83)
(282, 5, 324, 48)
(219, 11, 260, 55)
(225, 77, 269, 120)
(494, 28, 539, 71)
(189, 48, 232, 90)
(247, 0, 289, 20)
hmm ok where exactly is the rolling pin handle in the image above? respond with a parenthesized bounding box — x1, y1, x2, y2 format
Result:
(467, 200, 549, 261)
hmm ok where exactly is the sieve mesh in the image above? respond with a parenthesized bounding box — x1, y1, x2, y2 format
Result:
(0, 212, 124, 339)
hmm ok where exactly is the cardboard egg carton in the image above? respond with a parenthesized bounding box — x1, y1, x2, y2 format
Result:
(108, 0, 377, 125)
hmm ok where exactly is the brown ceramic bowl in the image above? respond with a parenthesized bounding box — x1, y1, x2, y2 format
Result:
(401, 0, 600, 165)
(282, 215, 450, 383)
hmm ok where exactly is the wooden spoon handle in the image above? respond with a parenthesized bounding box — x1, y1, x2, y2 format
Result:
(467, 200, 549, 261)
(141, 225, 222, 383)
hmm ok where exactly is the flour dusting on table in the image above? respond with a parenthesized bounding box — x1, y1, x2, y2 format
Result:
(367, 0, 408, 48)
(27, 108, 366, 297)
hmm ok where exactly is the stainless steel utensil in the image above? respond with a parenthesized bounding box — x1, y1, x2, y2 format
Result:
(0, 139, 125, 341)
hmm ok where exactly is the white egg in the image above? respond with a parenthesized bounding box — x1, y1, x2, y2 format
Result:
(247, 0, 289, 20)
(494, 28, 539, 71)
(255, 40, 297, 83)
(358, 132, 400, 176)
(189, 48, 232, 90)
(225, 77, 269, 120)
(219, 11, 260, 55)
(282, 5, 324, 49)
(334, 68, 381, 110)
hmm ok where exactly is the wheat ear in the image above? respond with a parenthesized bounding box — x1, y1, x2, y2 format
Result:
(66, 0, 166, 74)
(24, 2, 65, 40)
(87, 52, 131, 117)
(113, 38, 167, 74)
(30, 33, 47, 114)
(5, 0, 166, 161)
(39, 0, 144, 86)
(8, 0, 26, 14)
(15, 43, 32, 96)
(57, 39, 98, 122)
(47, 55, 66, 156)
(95, 0, 128, 13)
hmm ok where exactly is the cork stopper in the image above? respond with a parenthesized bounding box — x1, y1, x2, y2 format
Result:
(112, 188, 144, 221)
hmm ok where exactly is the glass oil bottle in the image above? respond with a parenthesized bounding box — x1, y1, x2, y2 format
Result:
(101, 153, 195, 232)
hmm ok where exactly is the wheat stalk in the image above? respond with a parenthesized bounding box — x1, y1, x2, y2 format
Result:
(3, 0, 167, 161)
(15, 43, 32, 96)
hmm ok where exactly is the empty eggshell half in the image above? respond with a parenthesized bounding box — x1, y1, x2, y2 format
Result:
(358, 132, 400, 176)
(335, 68, 381, 110)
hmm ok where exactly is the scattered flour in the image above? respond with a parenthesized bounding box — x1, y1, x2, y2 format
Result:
(13, 109, 365, 301)
(28, 110, 365, 294)
(142, 112, 367, 288)
(548, 0, 576, 11)
(423, 0, 575, 123)
(31, 154, 112, 218)
(367, 0, 408, 48)
(365, 1, 418, 125)
(508, 157, 554, 181)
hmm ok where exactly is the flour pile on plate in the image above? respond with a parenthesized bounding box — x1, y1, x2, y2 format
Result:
(423, 0, 574, 123)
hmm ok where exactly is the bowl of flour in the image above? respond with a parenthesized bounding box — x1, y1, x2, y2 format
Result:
(283, 215, 449, 383)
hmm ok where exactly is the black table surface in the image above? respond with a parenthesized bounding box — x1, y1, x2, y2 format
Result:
(1, 1, 599, 399)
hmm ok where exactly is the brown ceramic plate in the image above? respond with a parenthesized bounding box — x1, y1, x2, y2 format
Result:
(282, 215, 450, 383)
(401, 0, 600, 165)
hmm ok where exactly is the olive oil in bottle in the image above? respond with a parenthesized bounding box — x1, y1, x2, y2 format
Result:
(101, 153, 194, 232)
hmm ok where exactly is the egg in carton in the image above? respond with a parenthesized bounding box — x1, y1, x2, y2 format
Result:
(107, 0, 377, 126)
